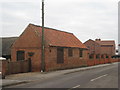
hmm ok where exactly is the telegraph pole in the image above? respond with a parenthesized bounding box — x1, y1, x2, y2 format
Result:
(41, 0, 45, 72)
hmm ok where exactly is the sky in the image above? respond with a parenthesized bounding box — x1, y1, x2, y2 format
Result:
(0, 0, 119, 49)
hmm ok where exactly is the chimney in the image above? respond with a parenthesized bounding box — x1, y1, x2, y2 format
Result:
(95, 38, 101, 41)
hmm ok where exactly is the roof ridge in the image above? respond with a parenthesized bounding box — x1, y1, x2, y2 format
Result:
(101, 40, 114, 42)
(0, 37, 18, 39)
(29, 23, 73, 34)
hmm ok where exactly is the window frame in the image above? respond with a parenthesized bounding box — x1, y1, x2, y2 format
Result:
(96, 54, 100, 59)
(68, 48, 73, 57)
(79, 49, 83, 57)
(16, 51, 25, 61)
(89, 54, 94, 59)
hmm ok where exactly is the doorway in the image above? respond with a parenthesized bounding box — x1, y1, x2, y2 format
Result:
(57, 47, 64, 64)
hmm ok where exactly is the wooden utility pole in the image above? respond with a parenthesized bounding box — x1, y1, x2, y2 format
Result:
(41, 0, 45, 72)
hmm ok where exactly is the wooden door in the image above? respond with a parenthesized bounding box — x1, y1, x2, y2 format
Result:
(57, 47, 64, 64)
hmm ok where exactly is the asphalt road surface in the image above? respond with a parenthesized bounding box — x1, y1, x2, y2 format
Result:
(5, 63, 119, 88)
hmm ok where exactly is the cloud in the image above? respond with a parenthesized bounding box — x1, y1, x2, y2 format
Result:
(1, 2, 41, 36)
(45, 0, 118, 38)
(0, 0, 40, 2)
(0, 0, 119, 48)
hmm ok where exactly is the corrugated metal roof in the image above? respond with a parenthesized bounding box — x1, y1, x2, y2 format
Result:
(30, 24, 87, 49)
(1, 37, 18, 55)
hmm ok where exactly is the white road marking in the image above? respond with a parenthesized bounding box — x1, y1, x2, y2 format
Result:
(72, 85, 81, 88)
(90, 74, 108, 82)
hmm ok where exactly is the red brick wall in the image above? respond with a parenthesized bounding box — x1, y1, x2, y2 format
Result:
(86, 55, 120, 66)
(84, 40, 115, 56)
(84, 40, 101, 54)
(111, 58, 120, 62)
(11, 24, 117, 73)
(100, 46, 115, 56)
(11, 48, 41, 72)
(45, 47, 88, 71)
(11, 25, 42, 49)
(11, 25, 42, 72)
(1, 58, 119, 76)
(11, 24, 89, 72)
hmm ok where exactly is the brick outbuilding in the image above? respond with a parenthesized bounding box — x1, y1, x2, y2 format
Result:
(84, 39, 115, 58)
(11, 24, 88, 72)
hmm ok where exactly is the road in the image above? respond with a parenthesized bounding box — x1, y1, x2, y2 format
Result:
(5, 63, 119, 88)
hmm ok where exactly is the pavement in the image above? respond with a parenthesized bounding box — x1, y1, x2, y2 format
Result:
(1, 62, 117, 88)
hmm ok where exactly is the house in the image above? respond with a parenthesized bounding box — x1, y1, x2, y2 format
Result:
(83, 39, 101, 55)
(0, 37, 18, 59)
(11, 24, 88, 72)
(84, 39, 116, 58)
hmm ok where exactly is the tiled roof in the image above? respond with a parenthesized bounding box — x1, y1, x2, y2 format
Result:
(30, 24, 87, 49)
(95, 40, 115, 46)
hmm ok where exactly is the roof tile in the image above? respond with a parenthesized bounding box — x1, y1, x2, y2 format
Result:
(95, 40, 115, 46)
(30, 24, 87, 49)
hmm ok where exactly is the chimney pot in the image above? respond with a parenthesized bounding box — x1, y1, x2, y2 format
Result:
(95, 38, 101, 41)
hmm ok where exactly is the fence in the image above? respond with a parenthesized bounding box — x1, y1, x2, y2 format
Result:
(0, 59, 31, 76)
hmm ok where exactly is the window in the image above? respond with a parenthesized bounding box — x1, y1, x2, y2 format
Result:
(17, 51, 25, 61)
(89, 54, 94, 59)
(106, 55, 109, 58)
(57, 47, 64, 64)
(96, 54, 100, 59)
(79, 49, 83, 57)
(101, 55, 104, 59)
(68, 48, 73, 57)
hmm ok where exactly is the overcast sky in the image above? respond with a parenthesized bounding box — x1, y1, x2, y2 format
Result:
(0, 0, 119, 48)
